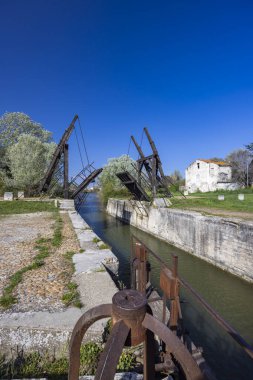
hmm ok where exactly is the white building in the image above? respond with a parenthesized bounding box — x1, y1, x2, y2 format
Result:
(185, 159, 240, 193)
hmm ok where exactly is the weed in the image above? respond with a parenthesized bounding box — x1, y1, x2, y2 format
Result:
(92, 237, 101, 243)
(52, 213, 63, 247)
(99, 243, 110, 250)
(0, 342, 104, 378)
(0, 294, 16, 308)
(62, 251, 82, 308)
(79, 342, 103, 375)
(79, 248, 85, 253)
(95, 266, 106, 272)
(102, 318, 112, 343)
(64, 250, 75, 260)
(67, 282, 78, 291)
(73, 300, 83, 308)
(117, 350, 136, 371)
(35, 237, 51, 244)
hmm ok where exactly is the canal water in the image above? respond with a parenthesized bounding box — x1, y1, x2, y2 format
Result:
(79, 193, 253, 380)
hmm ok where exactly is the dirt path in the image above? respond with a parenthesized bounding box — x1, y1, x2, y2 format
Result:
(178, 207, 253, 220)
(0, 212, 79, 312)
(0, 212, 54, 297)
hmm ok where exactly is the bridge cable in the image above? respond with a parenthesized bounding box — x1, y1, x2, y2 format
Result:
(77, 117, 90, 165)
(127, 136, 132, 156)
(74, 126, 85, 170)
(123, 136, 133, 172)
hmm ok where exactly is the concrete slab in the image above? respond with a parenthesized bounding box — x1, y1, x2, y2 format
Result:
(74, 248, 118, 276)
(79, 230, 99, 243)
(0, 209, 120, 356)
(59, 199, 75, 210)
(153, 198, 172, 208)
(75, 271, 117, 310)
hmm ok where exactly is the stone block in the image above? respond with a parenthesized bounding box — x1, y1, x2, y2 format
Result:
(17, 191, 25, 199)
(238, 194, 244, 201)
(59, 199, 75, 210)
(153, 198, 172, 208)
(218, 195, 224, 201)
(4, 192, 13, 201)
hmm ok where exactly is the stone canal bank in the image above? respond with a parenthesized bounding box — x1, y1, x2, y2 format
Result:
(107, 198, 253, 283)
(0, 201, 118, 356)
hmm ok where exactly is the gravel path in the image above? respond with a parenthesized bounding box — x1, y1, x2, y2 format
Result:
(0, 212, 79, 312)
(0, 212, 54, 298)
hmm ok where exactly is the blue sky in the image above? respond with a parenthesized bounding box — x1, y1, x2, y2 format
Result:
(0, 0, 253, 176)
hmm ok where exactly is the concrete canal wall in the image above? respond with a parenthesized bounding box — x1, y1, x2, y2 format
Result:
(107, 198, 253, 283)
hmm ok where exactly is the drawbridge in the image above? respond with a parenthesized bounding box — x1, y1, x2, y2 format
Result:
(116, 171, 149, 201)
(116, 127, 173, 202)
(39, 115, 102, 206)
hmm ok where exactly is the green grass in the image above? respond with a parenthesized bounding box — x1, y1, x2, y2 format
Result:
(62, 251, 83, 308)
(0, 212, 63, 309)
(0, 340, 136, 378)
(52, 213, 64, 247)
(95, 266, 106, 272)
(0, 200, 55, 215)
(170, 190, 253, 213)
(99, 243, 110, 250)
(0, 342, 105, 378)
(92, 237, 101, 243)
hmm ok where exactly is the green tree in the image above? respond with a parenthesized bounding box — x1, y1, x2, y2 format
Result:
(170, 169, 183, 183)
(168, 169, 184, 192)
(245, 142, 253, 152)
(99, 155, 137, 202)
(5, 134, 56, 194)
(0, 112, 52, 148)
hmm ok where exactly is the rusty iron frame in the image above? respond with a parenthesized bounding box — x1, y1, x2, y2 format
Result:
(131, 237, 182, 334)
(68, 235, 253, 380)
(131, 234, 253, 361)
(69, 289, 205, 380)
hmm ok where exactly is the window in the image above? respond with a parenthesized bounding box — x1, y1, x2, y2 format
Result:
(197, 163, 200, 169)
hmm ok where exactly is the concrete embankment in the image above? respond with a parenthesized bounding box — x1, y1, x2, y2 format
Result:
(107, 198, 253, 283)
(0, 203, 119, 356)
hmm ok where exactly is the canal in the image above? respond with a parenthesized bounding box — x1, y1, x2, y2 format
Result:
(79, 193, 253, 380)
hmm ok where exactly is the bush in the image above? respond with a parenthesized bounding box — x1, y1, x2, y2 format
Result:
(99, 155, 136, 203)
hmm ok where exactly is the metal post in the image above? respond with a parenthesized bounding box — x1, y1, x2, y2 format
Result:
(169, 255, 179, 331)
(152, 157, 156, 197)
(134, 242, 147, 294)
(144, 329, 156, 380)
(64, 143, 69, 199)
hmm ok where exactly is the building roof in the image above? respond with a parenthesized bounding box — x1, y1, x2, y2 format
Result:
(198, 159, 231, 166)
